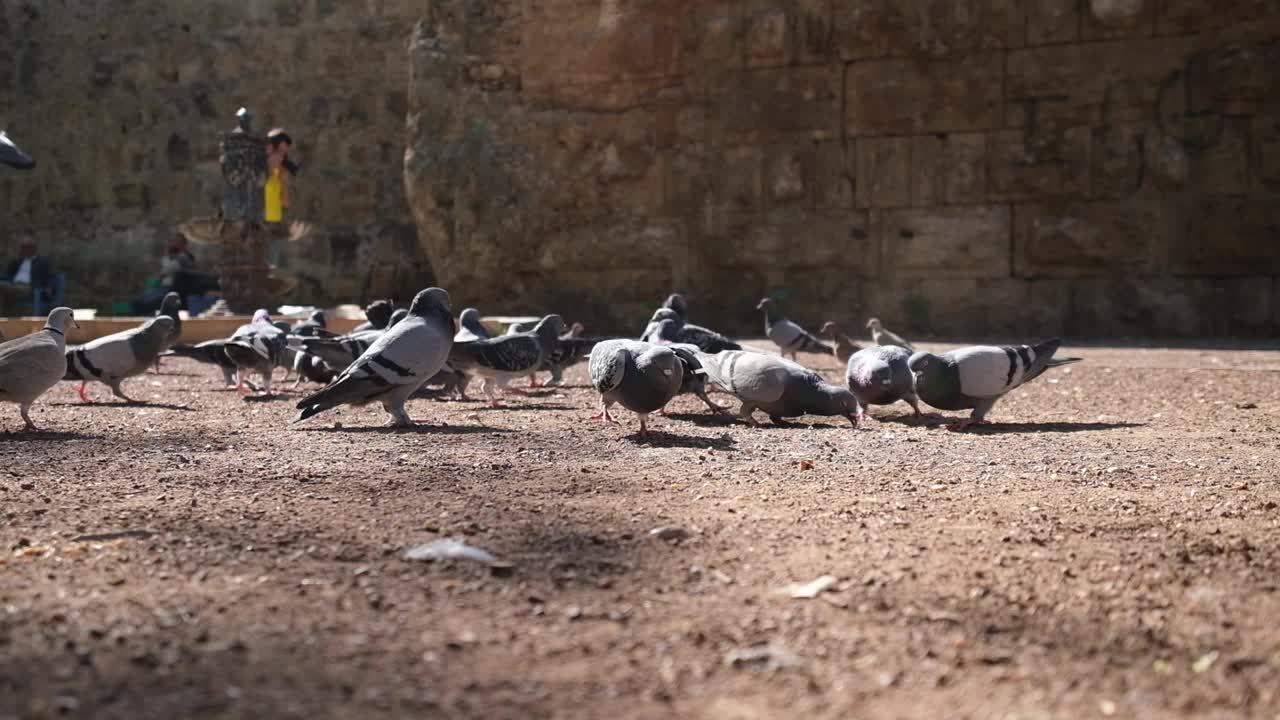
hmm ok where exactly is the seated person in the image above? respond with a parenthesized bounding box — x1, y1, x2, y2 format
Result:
(1, 237, 54, 312)
(131, 236, 222, 314)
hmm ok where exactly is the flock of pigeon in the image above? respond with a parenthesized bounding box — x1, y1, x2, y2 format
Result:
(0, 287, 1082, 435)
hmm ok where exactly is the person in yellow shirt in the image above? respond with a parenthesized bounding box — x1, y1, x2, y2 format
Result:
(264, 128, 294, 223)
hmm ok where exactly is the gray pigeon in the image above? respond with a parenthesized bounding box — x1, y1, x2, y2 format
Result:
(278, 344, 337, 388)
(352, 299, 394, 333)
(65, 316, 175, 403)
(588, 339, 684, 436)
(820, 321, 863, 364)
(661, 293, 689, 322)
(662, 343, 730, 416)
(643, 308, 742, 353)
(694, 349, 856, 427)
(291, 310, 333, 338)
(449, 314, 565, 405)
(292, 287, 455, 427)
(0, 307, 77, 429)
(756, 298, 834, 359)
(0, 131, 35, 170)
(163, 339, 247, 388)
(389, 308, 409, 327)
(223, 309, 287, 396)
(909, 339, 1082, 431)
(153, 292, 183, 373)
(866, 318, 914, 352)
(293, 330, 383, 372)
(844, 345, 921, 425)
(538, 325, 595, 387)
(455, 308, 490, 342)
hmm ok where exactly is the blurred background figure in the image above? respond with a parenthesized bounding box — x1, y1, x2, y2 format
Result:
(1, 237, 59, 315)
(130, 235, 222, 315)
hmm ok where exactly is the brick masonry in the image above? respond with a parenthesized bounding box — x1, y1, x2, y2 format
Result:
(1, 1, 1278, 338)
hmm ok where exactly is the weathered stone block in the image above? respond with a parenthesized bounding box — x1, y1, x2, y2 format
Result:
(810, 139, 853, 209)
(1193, 276, 1274, 336)
(1070, 276, 1201, 337)
(1027, 0, 1079, 44)
(718, 65, 840, 141)
(834, 0, 1022, 60)
(854, 136, 911, 208)
(1091, 124, 1147, 199)
(878, 205, 1011, 278)
(1173, 194, 1280, 274)
(1006, 38, 1194, 129)
(845, 53, 1003, 136)
(1255, 115, 1280, 191)
(1013, 199, 1160, 276)
(795, 0, 834, 63)
(1082, 0, 1154, 40)
(910, 133, 987, 205)
(1184, 117, 1250, 194)
(680, 2, 743, 70)
(989, 127, 1092, 200)
(765, 143, 812, 206)
(1155, 0, 1280, 35)
(745, 1, 791, 68)
(735, 209, 872, 273)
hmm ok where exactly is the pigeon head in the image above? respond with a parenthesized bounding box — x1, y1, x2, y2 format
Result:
(907, 351, 940, 385)
(820, 321, 840, 337)
(148, 316, 176, 337)
(650, 308, 680, 324)
(662, 293, 688, 320)
(458, 308, 482, 326)
(866, 318, 883, 331)
(389, 308, 409, 326)
(364, 299, 394, 329)
(45, 307, 79, 333)
(309, 310, 326, 327)
(252, 309, 271, 324)
(652, 319, 682, 343)
(566, 322, 585, 337)
(160, 292, 182, 313)
(533, 314, 566, 339)
(408, 288, 451, 316)
(755, 298, 775, 311)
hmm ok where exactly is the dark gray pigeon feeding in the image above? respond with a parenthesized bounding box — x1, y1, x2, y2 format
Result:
(0, 307, 77, 430)
(0, 131, 35, 170)
(291, 310, 333, 337)
(352, 299, 394, 333)
(163, 340, 249, 389)
(820, 321, 863, 364)
(292, 287, 454, 427)
(661, 293, 689, 322)
(152, 292, 183, 373)
(223, 309, 288, 396)
(866, 318, 914, 352)
(449, 314, 565, 405)
(909, 339, 1082, 431)
(756, 298, 834, 360)
(455, 308, 490, 342)
(661, 343, 730, 416)
(538, 327, 597, 387)
(64, 316, 174, 403)
(588, 339, 684, 436)
(844, 345, 921, 425)
(643, 308, 741, 353)
(293, 330, 382, 372)
(694, 349, 856, 427)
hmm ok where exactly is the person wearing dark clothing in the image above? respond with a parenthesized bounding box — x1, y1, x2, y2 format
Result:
(131, 236, 221, 315)
(5, 238, 52, 291)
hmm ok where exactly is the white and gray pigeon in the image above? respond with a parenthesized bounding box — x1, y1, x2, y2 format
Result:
(153, 292, 183, 373)
(820, 321, 863, 364)
(455, 308, 490, 343)
(694, 349, 856, 427)
(643, 308, 742, 353)
(909, 339, 1082, 431)
(756, 298, 834, 359)
(844, 345, 921, 425)
(64, 315, 175, 403)
(223, 309, 287, 396)
(588, 339, 684, 436)
(449, 314, 565, 405)
(292, 287, 455, 427)
(0, 307, 77, 430)
(866, 318, 914, 352)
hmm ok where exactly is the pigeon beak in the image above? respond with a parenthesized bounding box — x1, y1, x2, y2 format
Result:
(73, 319, 81, 329)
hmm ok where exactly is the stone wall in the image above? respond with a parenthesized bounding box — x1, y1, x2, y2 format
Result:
(0, 1, 428, 311)
(406, 0, 1280, 338)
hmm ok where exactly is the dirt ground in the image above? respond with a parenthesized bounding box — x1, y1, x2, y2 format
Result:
(2, 341, 1279, 720)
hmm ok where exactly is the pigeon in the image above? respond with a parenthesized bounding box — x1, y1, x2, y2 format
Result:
(527, 322, 586, 387)
(820, 321, 863, 364)
(909, 339, 1083, 431)
(351, 299, 394, 333)
(844, 345, 921, 425)
(153, 292, 183, 373)
(449, 314, 565, 405)
(693, 349, 857, 427)
(278, 345, 336, 388)
(292, 287, 455, 427)
(866, 318, 914, 352)
(588, 339, 684, 436)
(643, 308, 742, 353)
(0, 131, 35, 170)
(0, 307, 77, 429)
(293, 330, 383, 372)
(414, 364, 471, 401)
(291, 310, 332, 337)
(455, 308, 490, 343)
(223, 309, 288, 396)
(64, 316, 175, 403)
(756, 298, 834, 359)
(661, 293, 689, 322)
(661, 343, 730, 416)
(389, 308, 409, 327)
(163, 340, 248, 388)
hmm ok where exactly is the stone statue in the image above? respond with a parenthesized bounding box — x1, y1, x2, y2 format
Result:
(218, 107, 268, 225)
